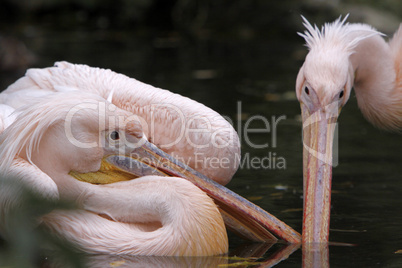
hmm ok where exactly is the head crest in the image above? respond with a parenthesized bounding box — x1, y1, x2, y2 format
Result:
(298, 14, 383, 54)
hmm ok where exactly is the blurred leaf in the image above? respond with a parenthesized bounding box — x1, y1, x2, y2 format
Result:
(281, 208, 303, 213)
(219, 256, 262, 267)
(246, 196, 263, 201)
(110, 260, 126, 267)
(0, 177, 85, 267)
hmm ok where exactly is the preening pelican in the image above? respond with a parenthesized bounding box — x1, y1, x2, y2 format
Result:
(0, 92, 230, 255)
(296, 16, 402, 243)
(0, 61, 238, 185)
(0, 63, 301, 256)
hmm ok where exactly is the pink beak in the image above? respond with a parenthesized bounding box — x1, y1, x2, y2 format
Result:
(301, 103, 339, 243)
(104, 140, 302, 243)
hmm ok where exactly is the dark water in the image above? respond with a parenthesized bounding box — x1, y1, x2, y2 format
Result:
(1, 23, 402, 267)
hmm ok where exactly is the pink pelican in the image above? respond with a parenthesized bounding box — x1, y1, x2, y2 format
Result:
(0, 62, 300, 256)
(296, 16, 402, 243)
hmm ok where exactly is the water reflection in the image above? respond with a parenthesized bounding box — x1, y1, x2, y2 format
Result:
(83, 255, 227, 268)
(45, 243, 300, 267)
(302, 244, 329, 268)
(258, 243, 300, 267)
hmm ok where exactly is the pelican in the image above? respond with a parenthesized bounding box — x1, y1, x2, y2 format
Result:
(296, 15, 402, 243)
(0, 62, 301, 256)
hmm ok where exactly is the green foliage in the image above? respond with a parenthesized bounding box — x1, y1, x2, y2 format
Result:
(0, 178, 84, 268)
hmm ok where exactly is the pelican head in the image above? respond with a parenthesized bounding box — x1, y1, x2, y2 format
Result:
(296, 16, 360, 112)
(295, 16, 380, 243)
(1, 92, 143, 184)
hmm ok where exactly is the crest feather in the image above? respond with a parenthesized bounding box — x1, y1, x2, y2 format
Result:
(298, 15, 383, 54)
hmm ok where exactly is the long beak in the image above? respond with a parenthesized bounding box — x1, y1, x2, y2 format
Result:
(101, 140, 301, 243)
(301, 103, 339, 243)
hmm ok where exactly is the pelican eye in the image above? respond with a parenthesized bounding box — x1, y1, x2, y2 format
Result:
(339, 90, 344, 98)
(304, 87, 309, 95)
(110, 131, 120, 140)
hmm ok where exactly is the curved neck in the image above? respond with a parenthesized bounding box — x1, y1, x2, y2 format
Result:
(350, 34, 401, 130)
(43, 176, 228, 256)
